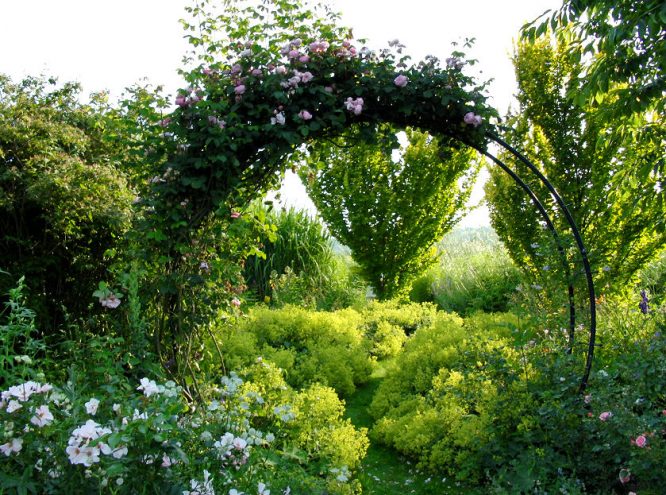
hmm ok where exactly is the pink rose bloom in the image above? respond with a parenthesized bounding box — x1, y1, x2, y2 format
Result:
(158, 118, 171, 128)
(300, 71, 314, 83)
(634, 435, 648, 448)
(230, 212, 241, 219)
(231, 297, 241, 308)
(251, 68, 262, 77)
(175, 94, 188, 107)
(599, 411, 613, 421)
(298, 110, 313, 120)
(276, 65, 287, 75)
(203, 67, 213, 75)
(464, 111, 483, 127)
(394, 74, 408, 87)
(288, 49, 300, 59)
(230, 64, 242, 75)
(342, 40, 351, 48)
(299, 55, 310, 63)
(235, 85, 246, 95)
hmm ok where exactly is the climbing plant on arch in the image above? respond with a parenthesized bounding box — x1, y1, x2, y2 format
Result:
(142, 0, 596, 391)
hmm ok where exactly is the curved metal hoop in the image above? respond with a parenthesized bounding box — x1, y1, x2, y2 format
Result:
(465, 143, 577, 351)
(479, 132, 597, 392)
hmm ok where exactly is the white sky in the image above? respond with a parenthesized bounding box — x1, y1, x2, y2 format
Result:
(2, 0, 559, 228)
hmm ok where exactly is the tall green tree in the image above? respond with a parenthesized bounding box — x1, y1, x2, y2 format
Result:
(301, 126, 478, 300)
(485, 37, 666, 294)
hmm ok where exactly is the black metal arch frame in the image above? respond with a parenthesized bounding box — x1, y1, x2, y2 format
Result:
(458, 130, 597, 392)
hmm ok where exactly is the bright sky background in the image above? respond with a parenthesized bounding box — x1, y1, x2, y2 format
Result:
(2, 0, 559, 228)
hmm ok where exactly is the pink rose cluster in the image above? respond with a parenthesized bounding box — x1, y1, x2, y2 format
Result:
(175, 88, 202, 108)
(463, 111, 483, 127)
(345, 97, 364, 115)
(208, 115, 226, 129)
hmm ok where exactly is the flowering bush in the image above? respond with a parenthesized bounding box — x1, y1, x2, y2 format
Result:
(0, 364, 368, 494)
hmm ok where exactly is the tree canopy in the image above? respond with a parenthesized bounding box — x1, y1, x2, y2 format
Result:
(485, 36, 666, 294)
(301, 126, 478, 299)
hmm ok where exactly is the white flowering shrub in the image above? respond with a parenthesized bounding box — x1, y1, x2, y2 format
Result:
(0, 359, 366, 494)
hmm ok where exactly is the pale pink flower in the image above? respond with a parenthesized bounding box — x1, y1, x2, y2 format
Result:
(299, 71, 314, 83)
(6, 400, 21, 413)
(463, 111, 483, 127)
(30, 405, 54, 427)
(599, 411, 613, 421)
(235, 85, 246, 95)
(100, 294, 121, 309)
(230, 211, 241, 219)
(344, 97, 364, 115)
(271, 112, 286, 125)
(299, 55, 310, 63)
(298, 110, 313, 120)
(288, 49, 300, 59)
(251, 68, 262, 77)
(231, 297, 241, 308)
(633, 435, 648, 448)
(276, 65, 287, 75)
(0, 438, 23, 456)
(394, 74, 408, 87)
(230, 64, 242, 75)
(175, 94, 188, 107)
(137, 378, 160, 397)
(158, 118, 171, 128)
(203, 67, 213, 75)
(85, 398, 100, 416)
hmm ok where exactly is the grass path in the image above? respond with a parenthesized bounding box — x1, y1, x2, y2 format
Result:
(344, 374, 479, 494)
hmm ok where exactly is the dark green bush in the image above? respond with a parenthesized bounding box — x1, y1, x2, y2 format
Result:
(0, 75, 134, 330)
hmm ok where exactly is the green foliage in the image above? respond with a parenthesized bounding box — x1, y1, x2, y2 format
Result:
(244, 205, 335, 301)
(524, 0, 665, 118)
(0, 278, 45, 384)
(214, 305, 373, 396)
(0, 75, 135, 329)
(411, 228, 522, 315)
(485, 37, 666, 298)
(360, 300, 439, 358)
(300, 126, 479, 299)
(367, 299, 666, 493)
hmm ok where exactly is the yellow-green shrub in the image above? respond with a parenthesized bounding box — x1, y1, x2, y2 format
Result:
(215, 305, 372, 396)
(370, 312, 527, 482)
